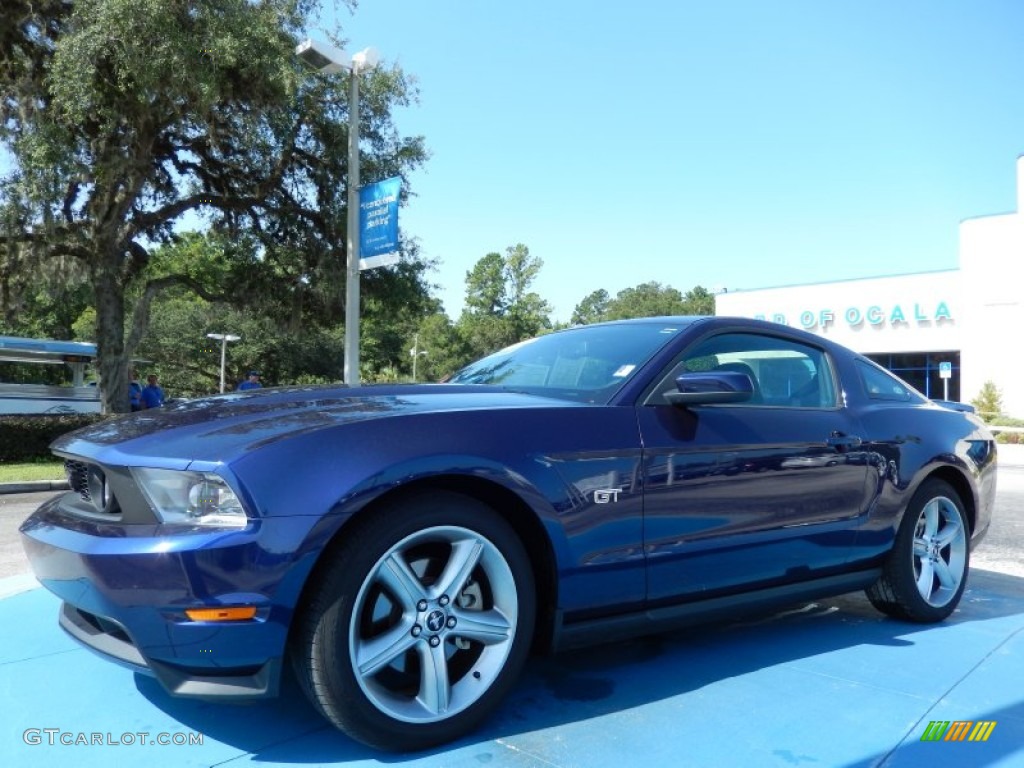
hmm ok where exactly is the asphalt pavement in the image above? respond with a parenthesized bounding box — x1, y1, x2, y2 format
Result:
(0, 490, 54, 579)
(1, 448, 1022, 766)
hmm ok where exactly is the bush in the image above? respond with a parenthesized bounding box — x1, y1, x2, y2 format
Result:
(990, 416, 1024, 427)
(0, 414, 107, 462)
(990, 416, 1024, 444)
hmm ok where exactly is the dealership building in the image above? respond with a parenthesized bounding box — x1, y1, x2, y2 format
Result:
(716, 157, 1024, 417)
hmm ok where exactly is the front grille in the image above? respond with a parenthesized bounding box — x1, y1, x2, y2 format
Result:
(65, 460, 91, 502)
(63, 459, 119, 515)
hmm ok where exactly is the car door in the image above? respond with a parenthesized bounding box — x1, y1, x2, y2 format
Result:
(638, 330, 876, 603)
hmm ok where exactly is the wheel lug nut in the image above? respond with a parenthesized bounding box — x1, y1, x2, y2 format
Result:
(429, 636, 441, 647)
(411, 625, 422, 637)
(417, 600, 428, 612)
(439, 595, 450, 607)
(447, 616, 457, 628)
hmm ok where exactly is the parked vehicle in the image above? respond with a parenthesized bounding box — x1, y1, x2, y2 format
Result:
(20, 316, 997, 750)
(0, 336, 100, 414)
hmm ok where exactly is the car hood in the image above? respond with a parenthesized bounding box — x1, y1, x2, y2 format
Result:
(51, 384, 584, 469)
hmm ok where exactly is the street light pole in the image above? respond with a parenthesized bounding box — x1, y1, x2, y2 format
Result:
(296, 39, 379, 388)
(410, 332, 427, 382)
(206, 333, 240, 393)
(345, 64, 360, 387)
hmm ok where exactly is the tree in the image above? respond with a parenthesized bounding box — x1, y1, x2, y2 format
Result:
(114, 230, 440, 393)
(603, 281, 687, 320)
(681, 285, 716, 316)
(570, 282, 716, 323)
(414, 312, 471, 382)
(503, 244, 552, 342)
(360, 249, 446, 382)
(0, 273, 92, 342)
(570, 289, 610, 325)
(458, 244, 552, 360)
(464, 253, 507, 316)
(971, 381, 1003, 422)
(0, 0, 426, 412)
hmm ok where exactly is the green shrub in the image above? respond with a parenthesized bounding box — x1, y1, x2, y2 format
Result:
(990, 415, 1024, 444)
(0, 414, 107, 462)
(990, 415, 1024, 427)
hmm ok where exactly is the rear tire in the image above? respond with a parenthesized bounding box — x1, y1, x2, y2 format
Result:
(866, 479, 969, 622)
(290, 491, 535, 751)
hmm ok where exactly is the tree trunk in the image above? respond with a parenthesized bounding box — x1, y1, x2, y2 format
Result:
(93, 256, 129, 414)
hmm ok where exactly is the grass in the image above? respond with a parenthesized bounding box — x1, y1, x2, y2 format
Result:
(0, 460, 65, 483)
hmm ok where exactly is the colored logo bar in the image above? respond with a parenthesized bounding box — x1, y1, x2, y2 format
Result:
(921, 721, 997, 742)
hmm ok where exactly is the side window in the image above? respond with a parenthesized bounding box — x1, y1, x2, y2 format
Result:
(646, 332, 837, 408)
(855, 359, 916, 402)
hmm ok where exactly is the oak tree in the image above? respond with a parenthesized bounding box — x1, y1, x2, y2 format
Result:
(0, 0, 426, 411)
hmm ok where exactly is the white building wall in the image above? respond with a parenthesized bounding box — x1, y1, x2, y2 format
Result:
(715, 155, 1024, 418)
(958, 156, 1024, 418)
(715, 271, 961, 355)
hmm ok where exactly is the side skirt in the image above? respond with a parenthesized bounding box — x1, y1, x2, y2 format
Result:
(550, 569, 882, 652)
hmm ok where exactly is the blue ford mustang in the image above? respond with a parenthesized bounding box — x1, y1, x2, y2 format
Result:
(20, 317, 997, 750)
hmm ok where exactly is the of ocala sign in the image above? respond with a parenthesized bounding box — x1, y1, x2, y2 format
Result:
(754, 301, 953, 330)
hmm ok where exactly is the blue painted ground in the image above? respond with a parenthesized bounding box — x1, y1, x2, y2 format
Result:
(1, 569, 1021, 768)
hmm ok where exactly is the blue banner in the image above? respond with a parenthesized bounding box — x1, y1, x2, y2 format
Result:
(359, 176, 401, 259)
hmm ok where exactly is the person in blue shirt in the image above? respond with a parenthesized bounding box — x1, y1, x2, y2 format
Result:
(141, 374, 165, 408)
(129, 370, 144, 411)
(237, 370, 262, 391)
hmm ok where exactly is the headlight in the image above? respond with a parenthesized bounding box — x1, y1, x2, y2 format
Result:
(132, 468, 248, 528)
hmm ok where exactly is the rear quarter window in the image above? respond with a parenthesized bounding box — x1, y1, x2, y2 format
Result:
(855, 359, 921, 402)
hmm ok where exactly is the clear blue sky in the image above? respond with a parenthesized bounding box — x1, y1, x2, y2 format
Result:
(313, 0, 1024, 322)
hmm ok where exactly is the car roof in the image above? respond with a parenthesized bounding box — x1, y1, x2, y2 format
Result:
(571, 315, 857, 357)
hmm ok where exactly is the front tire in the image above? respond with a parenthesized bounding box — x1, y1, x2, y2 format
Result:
(291, 491, 535, 751)
(867, 479, 970, 622)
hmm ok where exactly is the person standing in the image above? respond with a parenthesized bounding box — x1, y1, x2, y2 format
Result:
(141, 374, 165, 408)
(237, 370, 262, 391)
(129, 370, 144, 411)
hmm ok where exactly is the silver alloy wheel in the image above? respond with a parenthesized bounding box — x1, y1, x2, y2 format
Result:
(911, 495, 967, 607)
(348, 525, 518, 723)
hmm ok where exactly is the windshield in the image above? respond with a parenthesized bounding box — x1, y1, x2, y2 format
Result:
(449, 322, 690, 403)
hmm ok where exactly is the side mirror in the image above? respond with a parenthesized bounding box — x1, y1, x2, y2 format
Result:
(664, 371, 754, 406)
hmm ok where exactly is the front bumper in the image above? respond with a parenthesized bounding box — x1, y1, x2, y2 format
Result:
(58, 601, 283, 698)
(19, 493, 322, 700)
